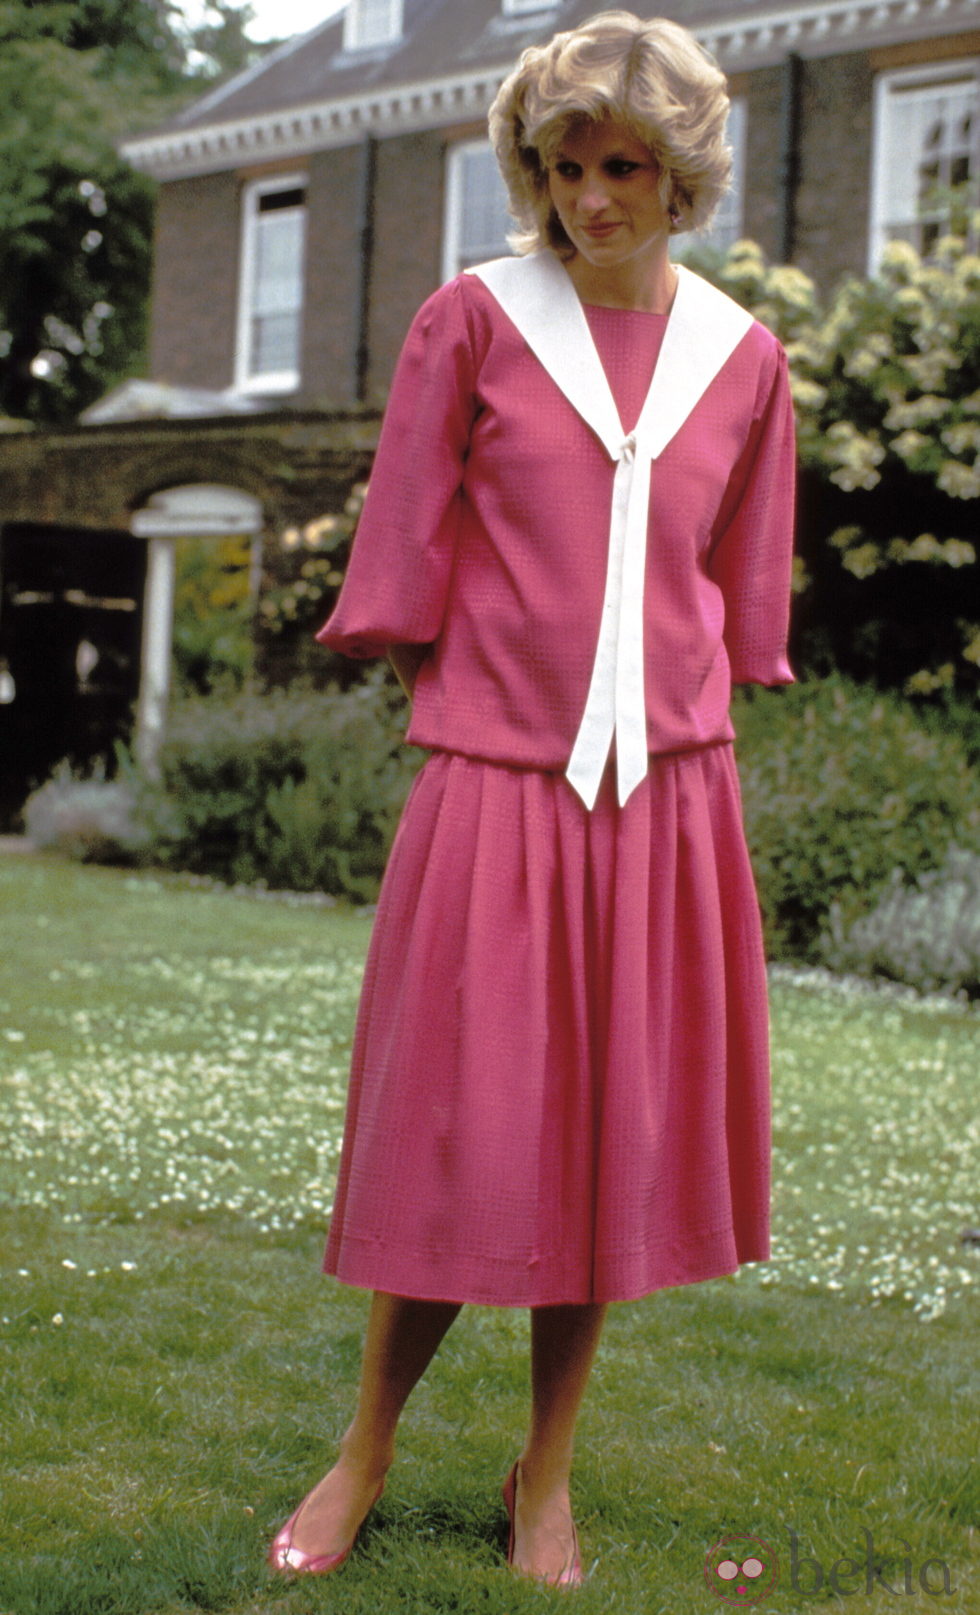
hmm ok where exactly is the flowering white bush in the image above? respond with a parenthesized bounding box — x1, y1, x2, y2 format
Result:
(688, 229, 980, 695)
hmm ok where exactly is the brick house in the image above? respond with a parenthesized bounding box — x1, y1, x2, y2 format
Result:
(0, 0, 976, 823)
(123, 0, 980, 411)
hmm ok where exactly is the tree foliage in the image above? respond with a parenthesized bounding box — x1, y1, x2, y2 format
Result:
(0, 0, 274, 422)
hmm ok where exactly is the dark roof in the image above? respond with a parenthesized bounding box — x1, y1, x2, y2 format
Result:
(166, 0, 807, 135)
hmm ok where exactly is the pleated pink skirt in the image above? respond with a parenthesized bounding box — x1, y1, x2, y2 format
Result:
(323, 745, 771, 1306)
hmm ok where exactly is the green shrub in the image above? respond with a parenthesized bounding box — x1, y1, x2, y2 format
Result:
(172, 535, 256, 694)
(28, 669, 980, 988)
(253, 484, 368, 690)
(146, 674, 980, 972)
(823, 847, 980, 998)
(67, 674, 977, 977)
(733, 678, 980, 959)
(139, 667, 423, 901)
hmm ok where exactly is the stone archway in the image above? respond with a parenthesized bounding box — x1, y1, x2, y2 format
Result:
(130, 484, 264, 770)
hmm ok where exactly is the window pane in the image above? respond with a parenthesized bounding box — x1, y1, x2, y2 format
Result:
(258, 187, 305, 212)
(248, 196, 306, 378)
(251, 312, 301, 376)
(879, 73, 979, 250)
(454, 146, 512, 270)
(347, 0, 400, 48)
(253, 209, 304, 314)
(704, 98, 746, 251)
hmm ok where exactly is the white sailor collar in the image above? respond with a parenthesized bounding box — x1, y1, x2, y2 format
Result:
(466, 250, 755, 809)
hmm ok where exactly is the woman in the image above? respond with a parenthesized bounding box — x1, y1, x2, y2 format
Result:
(269, 9, 795, 1590)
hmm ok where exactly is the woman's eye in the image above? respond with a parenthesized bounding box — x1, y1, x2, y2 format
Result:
(553, 162, 580, 179)
(606, 160, 639, 177)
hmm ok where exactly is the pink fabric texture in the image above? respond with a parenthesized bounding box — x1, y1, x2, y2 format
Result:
(317, 272, 796, 768)
(318, 271, 795, 1305)
(324, 749, 771, 1305)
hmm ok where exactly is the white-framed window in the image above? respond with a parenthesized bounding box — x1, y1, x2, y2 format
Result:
(343, 0, 403, 52)
(442, 139, 514, 279)
(235, 174, 307, 394)
(869, 59, 979, 268)
(501, 0, 558, 14)
(674, 96, 747, 259)
(707, 96, 747, 252)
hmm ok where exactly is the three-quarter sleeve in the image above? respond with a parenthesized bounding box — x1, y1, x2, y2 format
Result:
(316, 279, 478, 659)
(706, 340, 796, 686)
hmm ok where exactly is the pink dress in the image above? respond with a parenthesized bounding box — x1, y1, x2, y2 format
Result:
(317, 265, 796, 1306)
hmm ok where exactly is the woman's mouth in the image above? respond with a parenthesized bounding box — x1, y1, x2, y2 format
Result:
(582, 221, 620, 239)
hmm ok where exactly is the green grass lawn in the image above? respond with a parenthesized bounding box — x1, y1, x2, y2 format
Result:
(1, 856, 977, 1614)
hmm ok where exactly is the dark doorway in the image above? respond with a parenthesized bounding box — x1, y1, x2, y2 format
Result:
(0, 524, 146, 829)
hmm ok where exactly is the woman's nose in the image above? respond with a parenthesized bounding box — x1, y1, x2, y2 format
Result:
(578, 177, 610, 214)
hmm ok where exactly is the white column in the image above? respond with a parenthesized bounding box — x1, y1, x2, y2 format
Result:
(135, 535, 176, 776)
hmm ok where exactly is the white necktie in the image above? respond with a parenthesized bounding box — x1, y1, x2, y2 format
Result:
(565, 432, 651, 810)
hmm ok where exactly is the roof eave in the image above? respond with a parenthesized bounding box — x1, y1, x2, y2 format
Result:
(122, 0, 980, 181)
(122, 62, 513, 179)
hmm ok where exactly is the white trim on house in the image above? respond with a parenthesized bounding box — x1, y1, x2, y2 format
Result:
(442, 137, 514, 279)
(343, 0, 403, 52)
(122, 0, 980, 181)
(868, 56, 980, 268)
(131, 484, 265, 538)
(131, 485, 265, 773)
(234, 172, 308, 395)
(700, 0, 978, 64)
(500, 0, 559, 15)
(124, 67, 507, 180)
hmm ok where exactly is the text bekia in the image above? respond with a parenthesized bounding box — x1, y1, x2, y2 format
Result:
(790, 1532, 954, 1597)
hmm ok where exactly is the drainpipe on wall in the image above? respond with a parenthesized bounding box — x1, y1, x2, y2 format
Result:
(354, 133, 378, 405)
(777, 52, 803, 263)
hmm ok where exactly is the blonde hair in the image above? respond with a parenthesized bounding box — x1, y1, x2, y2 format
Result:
(488, 10, 732, 255)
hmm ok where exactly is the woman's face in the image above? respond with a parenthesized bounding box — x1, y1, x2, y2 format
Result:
(546, 119, 670, 273)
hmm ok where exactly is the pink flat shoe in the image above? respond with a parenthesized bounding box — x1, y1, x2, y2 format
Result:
(267, 1478, 385, 1576)
(502, 1459, 584, 1589)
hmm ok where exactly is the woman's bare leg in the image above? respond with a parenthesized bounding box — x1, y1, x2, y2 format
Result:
(511, 1302, 608, 1581)
(287, 1290, 461, 1554)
